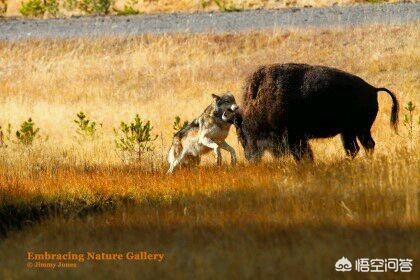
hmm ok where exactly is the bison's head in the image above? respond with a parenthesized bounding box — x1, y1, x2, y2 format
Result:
(226, 110, 263, 163)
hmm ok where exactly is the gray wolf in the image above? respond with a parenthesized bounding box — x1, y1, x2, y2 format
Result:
(167, 93, 238, 173)
(231, 63, 399, 162)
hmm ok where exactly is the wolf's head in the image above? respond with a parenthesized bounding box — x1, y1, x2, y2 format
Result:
(211, 92, 238, 122)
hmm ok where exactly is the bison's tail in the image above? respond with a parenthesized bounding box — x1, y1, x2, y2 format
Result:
(377, 87, 399, 133)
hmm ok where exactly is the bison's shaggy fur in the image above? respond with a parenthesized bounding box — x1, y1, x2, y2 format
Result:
(234, 63, 399, 162)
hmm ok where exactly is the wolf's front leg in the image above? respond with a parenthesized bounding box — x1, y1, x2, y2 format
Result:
(200, 137, 222, 166)
(220, 141, 237, 166)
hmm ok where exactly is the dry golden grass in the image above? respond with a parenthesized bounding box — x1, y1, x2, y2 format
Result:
(0, 25, 418, 168)
(2, 0, 406, 17)
(0, 24, 419, 278)
(0, 158, 419, 278)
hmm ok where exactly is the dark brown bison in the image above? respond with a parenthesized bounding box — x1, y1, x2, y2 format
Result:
(230, 63, 399, 162)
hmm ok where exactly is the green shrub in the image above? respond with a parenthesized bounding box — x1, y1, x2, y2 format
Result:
(44, 0, 59, 16)
(214, 0, 242, 12)
(114, 5, 139, 16)
(78, 0, 112, 15)
(113, 0, 139, 15)
(63, 0, 78, 11)
(366, 0, 385, 3)
(172, 116, 189, 133)
(19, 0, 59, 18)
(201, 0, 241, 11)
(74, 112, 101, 140)
(403, 101, 418, 141)
(19, 0, 45, 17)
(15, 118, 40, 146)
(200, 0, 212, 8)
(114, 114, 158, 161)
(0, 0, 7, 16)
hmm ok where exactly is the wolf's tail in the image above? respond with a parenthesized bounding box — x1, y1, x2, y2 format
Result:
(376, 87, 399, 133)
(167, 137, 183, 164)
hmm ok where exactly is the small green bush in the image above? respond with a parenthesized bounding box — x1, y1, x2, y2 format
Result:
(201, 0, 242, 12)
(19, 0, 45, 17)
(403, 101, 418, 141)
(366, 0, 385, 3)
(114, 114, 158, 161)
(74, 112, 100, 140)
(114, 5, 139, 16)
(200, 0, 212, 8)
(44, 0, 59, 16)
(172, 116, 189, 133)
(0, 0, 7, 16)
(63, 0, 78, 11)
(113, 0, 139, 15)
(78, 0, 113, 15)
(214, 0, 242, 12)
(19, 0, 59, 18)
(15, 118, 40, 146)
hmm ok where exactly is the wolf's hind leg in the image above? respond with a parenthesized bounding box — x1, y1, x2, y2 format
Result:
(167, 150, 187, 174)
(220, 141, 237, 166)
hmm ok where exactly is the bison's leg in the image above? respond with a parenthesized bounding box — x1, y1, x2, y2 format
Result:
(268, 136, 288, 159)
(341, 132, 360, 158)
(357, 130, 375, 156)
(270, 146, 283, 159)
(289, 138, 314, 162)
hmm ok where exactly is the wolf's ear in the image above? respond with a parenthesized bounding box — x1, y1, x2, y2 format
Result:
(212, 94, 220, 100)
(226, 92, 233, 97)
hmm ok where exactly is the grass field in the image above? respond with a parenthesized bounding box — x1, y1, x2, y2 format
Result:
(1, 0, 407, 17)
(0, 24, 419, 278)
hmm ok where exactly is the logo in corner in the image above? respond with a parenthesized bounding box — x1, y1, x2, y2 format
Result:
(335, 257, 352, 272)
